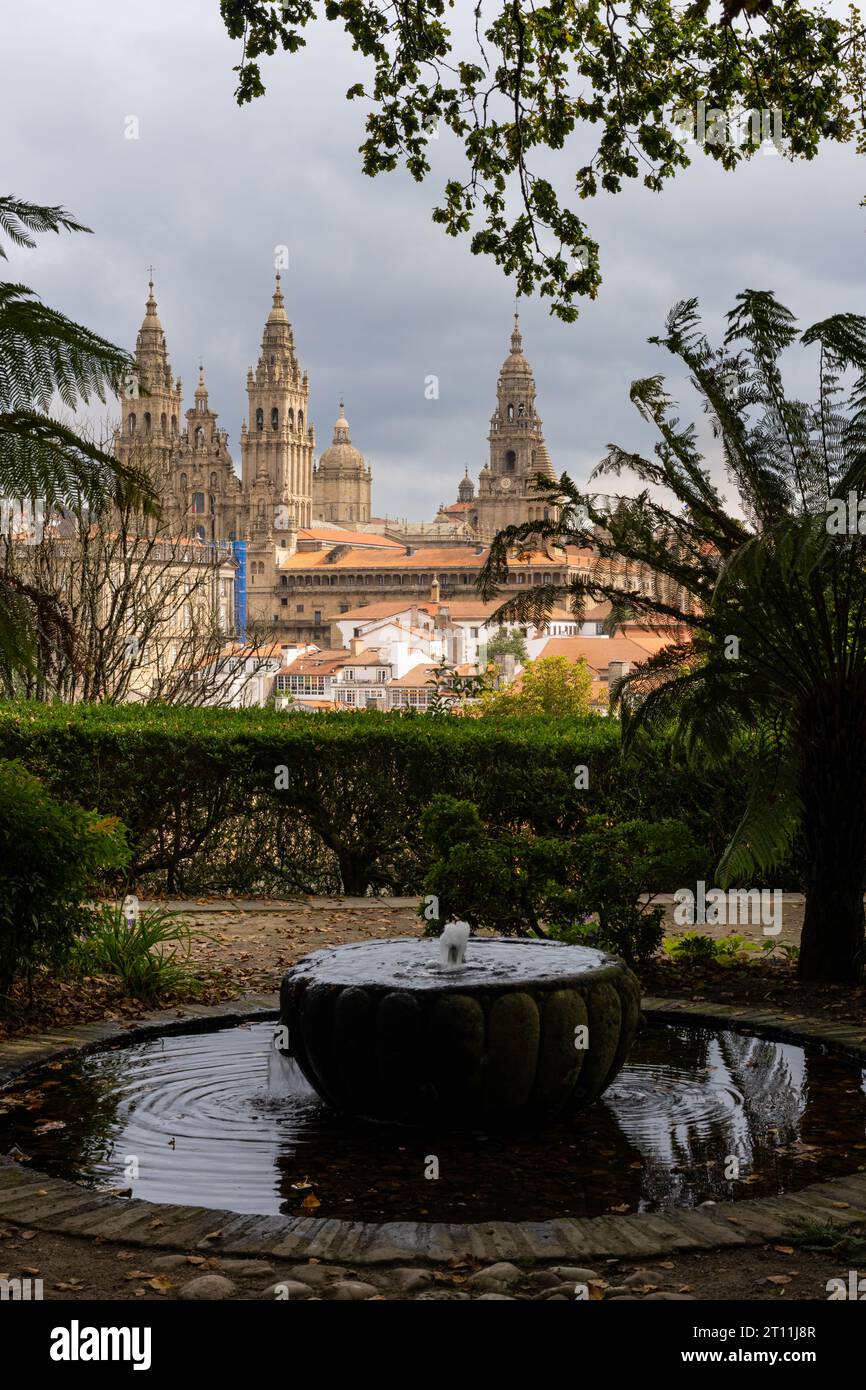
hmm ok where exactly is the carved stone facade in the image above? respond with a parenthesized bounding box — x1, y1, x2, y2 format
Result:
(117, 282, 567, 646)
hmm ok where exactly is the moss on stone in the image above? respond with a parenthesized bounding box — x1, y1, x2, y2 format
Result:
(483, 992, 541, 1113)
(532, 988, 588, 1114)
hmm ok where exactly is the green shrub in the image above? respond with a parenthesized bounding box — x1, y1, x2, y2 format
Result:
(419, 796, 701, 969)
(73, 903, 199, 1003)
(663, 931, 762, 966)
(0, 759, 129, 1003)
(0, 701, 778, 898)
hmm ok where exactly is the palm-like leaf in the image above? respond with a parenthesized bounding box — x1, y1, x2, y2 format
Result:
(0, 196, 158, 677)
(480, 290, 866, 981)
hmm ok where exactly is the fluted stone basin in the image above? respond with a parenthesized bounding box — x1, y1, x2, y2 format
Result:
(279, 937, 641, 1124)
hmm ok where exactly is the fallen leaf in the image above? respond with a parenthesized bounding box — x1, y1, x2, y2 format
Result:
(773, 1246, 795, 1256)
(301, 1193, 321, 1211)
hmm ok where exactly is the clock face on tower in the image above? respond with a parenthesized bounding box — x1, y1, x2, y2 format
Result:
(499, 476, 512, 491)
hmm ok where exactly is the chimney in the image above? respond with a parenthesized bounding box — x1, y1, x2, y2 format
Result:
(608, 659, 630, 685)
(350, 636, 366, 656)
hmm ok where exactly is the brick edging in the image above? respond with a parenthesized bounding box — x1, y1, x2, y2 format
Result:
(1, 994, 865, 1264)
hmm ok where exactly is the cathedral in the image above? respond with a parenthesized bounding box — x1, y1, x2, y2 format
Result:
(116, 275, 565, 645)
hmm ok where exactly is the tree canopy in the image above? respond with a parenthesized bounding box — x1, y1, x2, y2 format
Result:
(220, 1, 866, 318)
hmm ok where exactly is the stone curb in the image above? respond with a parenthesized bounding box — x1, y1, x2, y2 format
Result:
(1, 993, 865, 1265)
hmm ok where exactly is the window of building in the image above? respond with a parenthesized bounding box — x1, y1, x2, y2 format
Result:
(314, 611, 322, 624)
(192, 492, 205, 514)
(281, 597, 287, 607)
(144, 412, 152, 433)
(296, 604, 304, 613)
(271, 407, 279, 430)
(471, 627, 479, 638)
(504, 450, 516, 471)
(255, 408, 264, 431)
(128, 413, 136, 434)
(160, 412, 167, 433)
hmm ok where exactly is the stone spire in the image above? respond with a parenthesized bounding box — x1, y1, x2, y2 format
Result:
(241, 275, 313, 530)
(135, 275, 175, 393)
(469, 312, 558, 537)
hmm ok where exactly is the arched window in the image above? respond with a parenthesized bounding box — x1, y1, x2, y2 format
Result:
(194, 426, 204, 447)
(517, 403, 525, 418)
(297, 411, 304, 432)
(507, 403, 514, 422)
(504, 449, 516, 471)
(210, 472, 217, 491)
(192, 492, 205, 514)
(180, 472, 188, 491)
(288, 408, 294, 430)
(171, 415, 177, 434)
(271, 407, 279, 430)
(144, 411, 152, 433)
(128, 413, 136, 435)
(160, 412, 167, 433)
(209, 494, 215, 514)
(194, 524, 206, 541)
(255, 408, 264, 431)
(348, 506, 354, 521)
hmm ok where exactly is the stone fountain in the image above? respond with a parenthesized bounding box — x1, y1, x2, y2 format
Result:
(279, 928, 641, 1124)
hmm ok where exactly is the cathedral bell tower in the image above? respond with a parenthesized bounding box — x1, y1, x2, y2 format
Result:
(116, 277, 183, 496)
(474, 314, 557, 537)
(240, 274, 315, 540)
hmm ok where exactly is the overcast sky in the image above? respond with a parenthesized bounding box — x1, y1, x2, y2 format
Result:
(3, 2, 865, 520)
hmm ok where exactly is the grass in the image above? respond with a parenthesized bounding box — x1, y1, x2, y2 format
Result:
(785, 1218, 866, 1260)
(72, 904, 203, 1004)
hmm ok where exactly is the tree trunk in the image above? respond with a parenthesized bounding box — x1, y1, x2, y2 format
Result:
(797, 698, 866, 983)
(337, 848, 371, 897)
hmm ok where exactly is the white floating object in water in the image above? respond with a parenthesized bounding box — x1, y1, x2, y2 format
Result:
(439, 920, 470, 970)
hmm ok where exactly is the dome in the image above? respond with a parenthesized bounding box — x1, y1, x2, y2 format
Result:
(317, 401, 365, 474)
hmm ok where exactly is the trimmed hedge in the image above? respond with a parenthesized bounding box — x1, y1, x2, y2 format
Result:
(0, 703, 752, 897)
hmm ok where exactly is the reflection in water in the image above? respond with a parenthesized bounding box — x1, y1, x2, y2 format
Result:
(0, 1020, 863, 1223)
